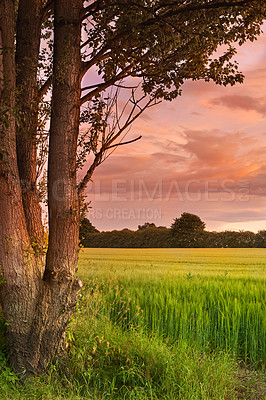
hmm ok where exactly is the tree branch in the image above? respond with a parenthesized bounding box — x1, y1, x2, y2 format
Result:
(113, 83, 138, 89)
(142, 0, 259, 27)
(80, 64, 134, 105)
(78, 90, 157, 195)
(81, 83, 102, 91)
(38, 75, 52, 98)
(105, 135, 142, 150)
(155, 0, 257, 13)
(78, 151, 103, 195)
(81, 47, 111, 72)
(42, 0, 54, 21)
(81, 81, 139, 92)
(81, 0, 100, 20)
(103, 96, 154, 149)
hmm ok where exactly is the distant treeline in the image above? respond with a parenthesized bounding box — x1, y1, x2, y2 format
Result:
(80, 216, 266, 248)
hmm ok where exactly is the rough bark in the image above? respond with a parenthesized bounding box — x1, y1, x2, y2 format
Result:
(0, 0, 82, 377)
(0, 0, 41, 374)
(45, 0, 83, 283)
(15, 0, 45, 265)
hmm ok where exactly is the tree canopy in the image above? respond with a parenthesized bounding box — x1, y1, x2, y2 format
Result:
(171, 212, 206, 235)
(81, 0, 265, 102)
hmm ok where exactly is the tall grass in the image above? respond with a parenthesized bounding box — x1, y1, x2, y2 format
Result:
(79, 248, 266, 365)
(111, 276, 265, 364)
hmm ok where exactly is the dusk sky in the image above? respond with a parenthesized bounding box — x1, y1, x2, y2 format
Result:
(82, 26, 266, 232)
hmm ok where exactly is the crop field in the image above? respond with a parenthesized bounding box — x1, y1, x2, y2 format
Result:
(78, 248, 266, 365)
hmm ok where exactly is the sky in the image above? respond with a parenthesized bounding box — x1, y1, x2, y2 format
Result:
(82, 27, 266, 232)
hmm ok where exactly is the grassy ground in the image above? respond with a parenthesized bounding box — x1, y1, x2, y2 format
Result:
(0, 248, 265, 399)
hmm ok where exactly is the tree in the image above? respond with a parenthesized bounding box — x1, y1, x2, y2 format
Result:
(255, 230, 266, 247)
(171, 213, 206, 235)
(1, 0, 83, 377)
(171, 213, 206, 247)
(0, 0, 265, 377)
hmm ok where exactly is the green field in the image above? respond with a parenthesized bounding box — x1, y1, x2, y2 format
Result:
(78, 248, 266, 365)
(0, 248, 265, 399)
(78, 247, 266, 279)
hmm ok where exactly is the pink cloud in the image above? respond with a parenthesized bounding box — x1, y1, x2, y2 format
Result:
(209, 95, 266, 115)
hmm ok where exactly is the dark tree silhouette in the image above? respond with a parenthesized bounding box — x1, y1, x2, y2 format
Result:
(171, 213, 206, 235)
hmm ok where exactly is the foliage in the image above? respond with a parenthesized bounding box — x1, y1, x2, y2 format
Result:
(81, 226, 171, 248)
(80, 227, 266, 248)
(83, 0, 265, 100)
(171, 212, 206, 234)
(138, 222, 156, 230)
(80, 212, 266, 248)
(170, 212, 205, 247)
(254, 230, 266, 247)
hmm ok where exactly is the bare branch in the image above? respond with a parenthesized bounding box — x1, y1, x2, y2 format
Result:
(78, 88, 158, 195)
(81, 83, 102, 91)
(114, 83, 138, 89)
(104, 96, 154, 149)
(105, 135, 142, 150)
(81, 81, 138, 94)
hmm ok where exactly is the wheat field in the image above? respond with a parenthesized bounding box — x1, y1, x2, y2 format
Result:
(78, 248, 266, 365)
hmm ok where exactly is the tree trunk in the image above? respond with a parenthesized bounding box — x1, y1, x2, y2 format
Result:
(15, 0, 45, 266)
(45, 0, 82, 283)
(0, 0, 82, 377)
(0, 0, 42, 375)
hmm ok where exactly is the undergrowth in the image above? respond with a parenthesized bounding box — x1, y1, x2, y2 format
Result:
(0, 279, 264, 399)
